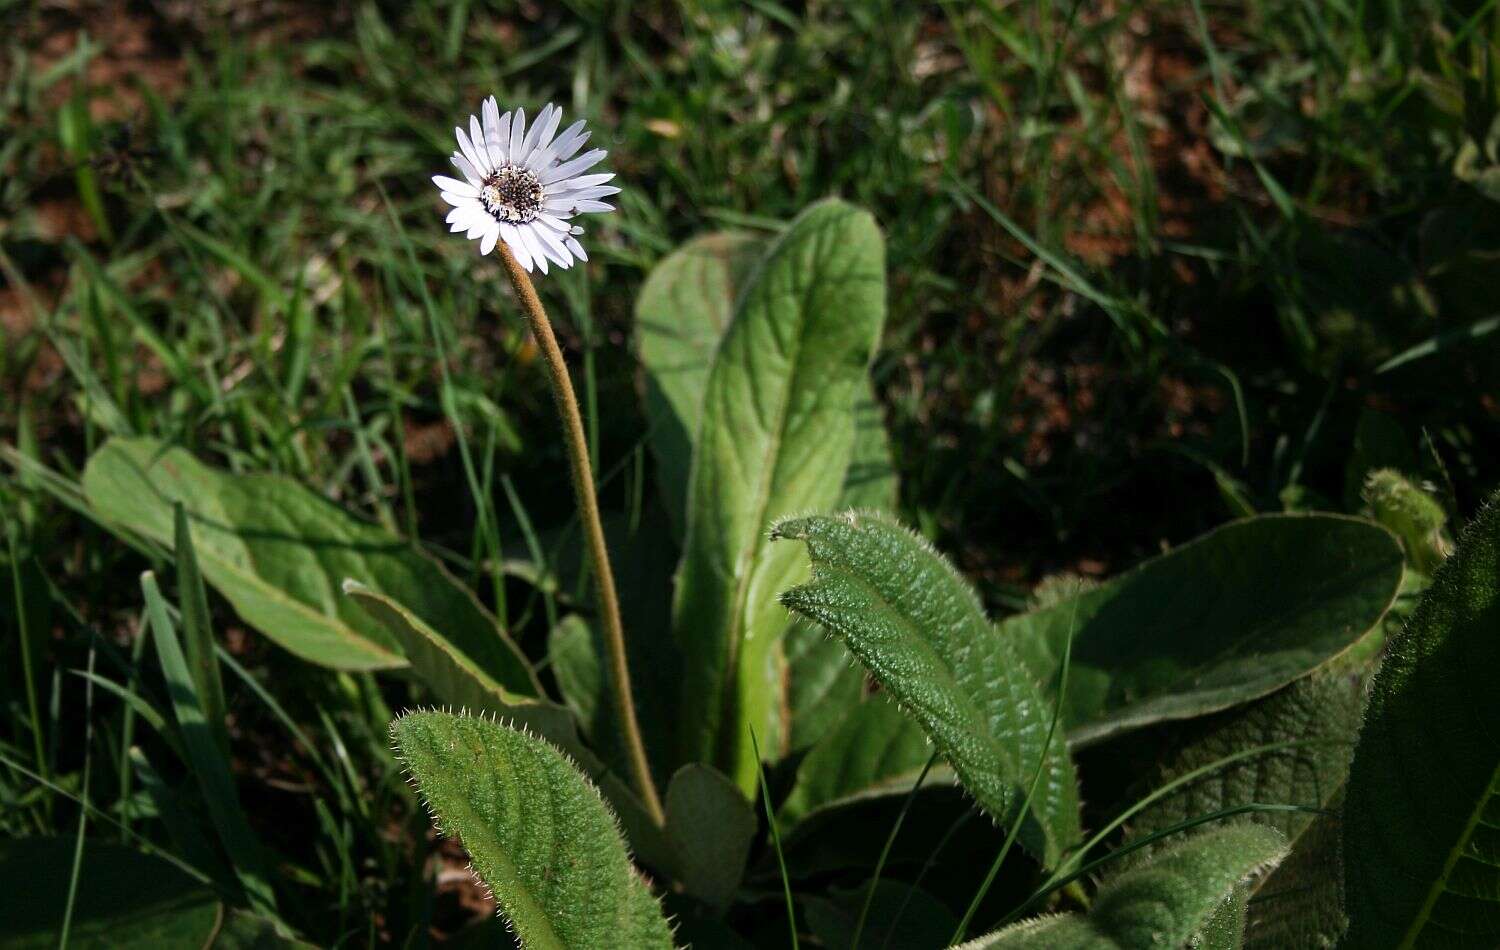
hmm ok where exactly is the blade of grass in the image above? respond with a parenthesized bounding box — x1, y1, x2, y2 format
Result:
(851, 750, 940, 950)
(59, 647, 97, 950)
(6, 521, 47, 791)
(174, 504, 230, 758)
(141, 571, 278, 914)
(750, 727, 798, 950)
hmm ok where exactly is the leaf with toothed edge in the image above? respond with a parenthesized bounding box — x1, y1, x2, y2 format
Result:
(392, 711, 676, 950)
(772, 510, 1082, 868)
(957, 824, 1287, 948)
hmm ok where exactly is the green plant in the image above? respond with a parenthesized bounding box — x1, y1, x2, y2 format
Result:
(18, 188, 1500, 946)
(6, 0, 1500, 940)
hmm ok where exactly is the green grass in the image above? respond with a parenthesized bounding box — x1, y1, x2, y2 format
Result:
(2, 0, 1499, 945)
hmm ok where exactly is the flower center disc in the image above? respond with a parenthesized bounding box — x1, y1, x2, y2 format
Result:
(480, 166, 544, 225)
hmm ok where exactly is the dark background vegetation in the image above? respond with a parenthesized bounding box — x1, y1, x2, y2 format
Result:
(2, 0, 1498, 945)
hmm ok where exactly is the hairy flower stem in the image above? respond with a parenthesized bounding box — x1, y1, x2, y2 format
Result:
(497, 245, 665, 825)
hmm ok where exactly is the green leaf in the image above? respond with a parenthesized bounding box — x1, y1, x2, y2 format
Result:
(637, 231, 898, 535)
(774, 510, 1081, 868)
(346, 585, 675, 876)
(840, 385, 899, 511)
(959, 825, 1287, 949)
(672, 201, 886, 793)
(664, 764, 757, 910)
(344, 581, 547, 723)
(1128, 670, 1366, 947)
(82, 437, 534, 684)
(0, 838, 217, 949)
(1244, 803, 1345, 949)
(802, 880, 955, 950)
(548, 613, 605, 735)
(636, 231, 766, 536)
(174, 502, 229, 758)
(783, 619, 866, 753)
(1131, 670, 1363, 849)
(1005, 514, 1404, 746)
(391, 711, 675, 950)
(142, 571, 277, 915)
(1342, 491, 1500, 948)
(779, 698, 940, 829)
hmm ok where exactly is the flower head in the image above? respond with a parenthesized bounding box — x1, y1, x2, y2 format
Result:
(432, 99, 618, 273)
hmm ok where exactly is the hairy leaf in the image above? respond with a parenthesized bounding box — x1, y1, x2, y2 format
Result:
(774, 510, 1081, 867)
(1005, 514, 1403, 745)
(392, 711, 675, 950)
(1130, 670, 1365, 946)
(959, 825, 1286, 949)
(672, 201, 886, 792)
(83, 437, 534, 683)
(346, 584, 674, 874)
(1343, 491, 1500, 948)
(779, 697, 940, 829)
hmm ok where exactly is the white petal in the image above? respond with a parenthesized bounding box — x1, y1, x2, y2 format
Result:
(533, 120, 586, 169)
(508, 107, 527, 164)
(550, 185, 619, 201)
(451, 153, 483, 188)
(455, 126, 485, 177)
(432, 175, 479, 197)
(468, 116, 491, 174)
(519, 224, 550, 274)
(548, 198, 614, 215)
(536, 212, 572, 233)
(480, 223, 500, 256)
(553, 172, 613, 190)
(524, 106, 564, 170)
(482, 98, 505, 167)
(516, 104, 550, 166)
(499, 223, 532, 271)
(565, 236, 587, 261)
(542, 149, 607, 185)
(532, 222, 572, 266)
(494, 109, 514, 164)
(441, 190, 480, 208)
(553, 126, 591, 163)
(448, 205, 484, 232)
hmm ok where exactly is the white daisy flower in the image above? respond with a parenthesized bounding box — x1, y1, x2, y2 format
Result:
(432, 98, 619, 273)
